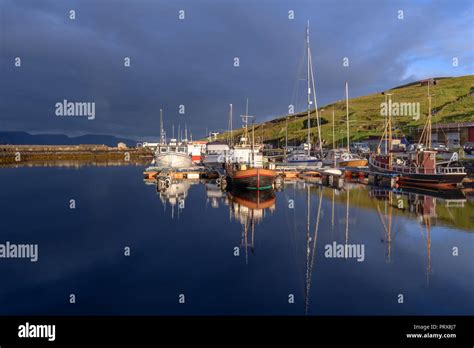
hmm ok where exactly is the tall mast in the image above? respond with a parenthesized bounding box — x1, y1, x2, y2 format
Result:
(332, 108, 336, 167)
(345, 82, 350, 152)
(307, 21, 311, 156)
(229, 104, 233, 147)
(427, 82, 432, 149)
(285, 116, 288, 159)
(386, 93, 393, 167)
(252, 123, 255, 166)
(384, 94, 388, 155)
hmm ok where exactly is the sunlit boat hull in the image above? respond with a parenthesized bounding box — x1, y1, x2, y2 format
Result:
(155, 153, 193, 168)
(338, 159, 368, 167)
(228, 168, 276, 190)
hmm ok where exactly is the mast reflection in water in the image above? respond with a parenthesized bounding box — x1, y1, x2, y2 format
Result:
(0, 165, 472, 315)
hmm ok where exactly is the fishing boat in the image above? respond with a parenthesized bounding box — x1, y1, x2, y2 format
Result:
(154, 109, 193, 168)
(369, 85, 466, 189)
(202, 141, 230, 166)
(225, 101, 276, 190)
(285, 22, 323, 167)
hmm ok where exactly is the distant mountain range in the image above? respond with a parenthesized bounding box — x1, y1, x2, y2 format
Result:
(0, 131, 138, 147)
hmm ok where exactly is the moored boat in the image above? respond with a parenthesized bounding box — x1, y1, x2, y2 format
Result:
(369, 84, 466, 189)
(225, 101, 276, 190)
(323, 149, 368, 168)
(226, 164, 276, 190)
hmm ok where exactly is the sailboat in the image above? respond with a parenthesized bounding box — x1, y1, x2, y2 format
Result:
(369, 83, 466, 188)
(323, 83, 368, 168)
(225, 101, 277, 190)
(286, 22, 322, 167)
(155, 109, 193, 168)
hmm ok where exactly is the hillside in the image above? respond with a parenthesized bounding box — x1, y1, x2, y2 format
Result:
(217, 75, 474, 147)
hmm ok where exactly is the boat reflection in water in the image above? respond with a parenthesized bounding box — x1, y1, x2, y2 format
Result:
(155, 179, 197, 219)
(227, 189, 276, 264)
(205, 180, 228, 208)
(369, 186, 467, 282)
(140, 172, 471, 315)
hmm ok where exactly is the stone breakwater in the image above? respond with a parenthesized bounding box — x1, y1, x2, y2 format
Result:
(0, 145, 154, 165)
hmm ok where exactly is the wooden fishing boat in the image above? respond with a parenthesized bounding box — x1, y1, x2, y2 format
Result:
(226, 163, 276, 190)
(369, 152, 466, 189)
(225, 101, 276, 190)
(369, 84, 466, 189)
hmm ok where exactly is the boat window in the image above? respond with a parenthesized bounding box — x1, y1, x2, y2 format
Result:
(170, 147, 176, 152)
(178, 147, 186, 153)
(160, 147, 168, 153)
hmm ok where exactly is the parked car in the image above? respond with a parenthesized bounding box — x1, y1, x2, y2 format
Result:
(463, 142, 474, 155)
(350, 142, 370, 155)
(408, 143, 424, 152)
(432, 142, 450, 153)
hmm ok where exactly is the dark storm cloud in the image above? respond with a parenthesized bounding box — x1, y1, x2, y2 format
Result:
(1, 0, 473, 140)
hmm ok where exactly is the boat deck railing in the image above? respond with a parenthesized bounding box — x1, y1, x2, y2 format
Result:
(370, 158, 465, 175)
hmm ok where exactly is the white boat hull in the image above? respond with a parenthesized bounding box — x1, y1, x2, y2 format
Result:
(155, 153, 193, 168)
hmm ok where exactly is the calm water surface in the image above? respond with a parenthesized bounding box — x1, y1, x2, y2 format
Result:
(0, 165, 473, 315)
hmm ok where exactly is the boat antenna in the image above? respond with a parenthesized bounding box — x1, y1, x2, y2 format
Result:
(172, 124, 175, 139)
(160, 108, 165, 144)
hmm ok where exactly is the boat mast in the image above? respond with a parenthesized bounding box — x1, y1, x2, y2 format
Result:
(306, 21, 311, 157)
(229, 104, 233, 147)
(386, 93, 393, 168)
(332, 108, 336, 168)
(252, 123, 255, 166)
(345, 82, 350, 152)
(240, 98, 253, 147)
(427, 83, 432, 149)
(384, 94, 388, 155)
(285, 116, 289, 159)
(308, 38, 323, 157)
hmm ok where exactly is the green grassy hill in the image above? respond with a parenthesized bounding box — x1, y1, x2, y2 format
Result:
(217, 75, 474, 147)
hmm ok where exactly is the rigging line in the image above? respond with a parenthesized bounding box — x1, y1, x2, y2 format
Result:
(291, 39, 307, 113)
(309, 46, 323, 156)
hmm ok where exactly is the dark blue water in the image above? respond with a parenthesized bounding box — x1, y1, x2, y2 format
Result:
(0, 165, 473, 315)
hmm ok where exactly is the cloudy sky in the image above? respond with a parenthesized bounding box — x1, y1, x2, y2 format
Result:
(1, 0, 473, 140)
